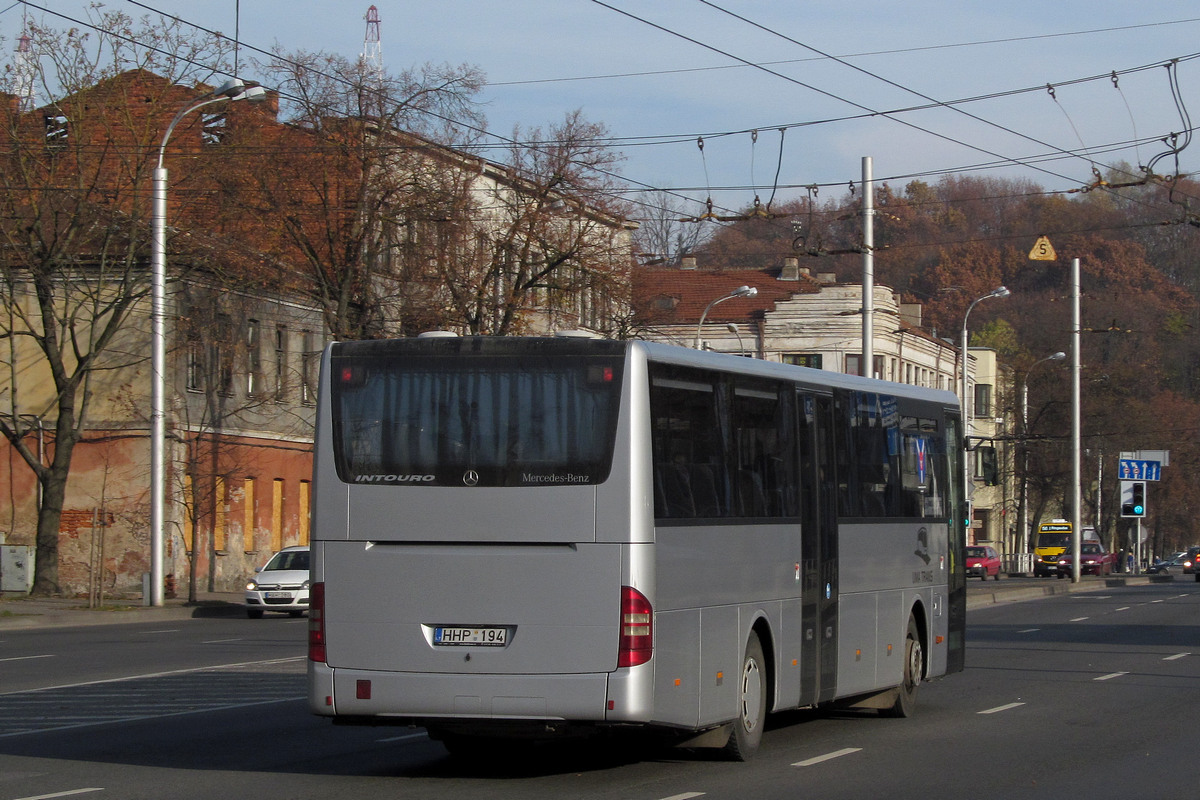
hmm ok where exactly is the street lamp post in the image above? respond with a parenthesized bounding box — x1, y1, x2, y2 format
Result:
(694, 285, 757, 349)
(1018, 351, 1066, 557)
(959, 286, 1010, 538)
(150, 78, 265, 606)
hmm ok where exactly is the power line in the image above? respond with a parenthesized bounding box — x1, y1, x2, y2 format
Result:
(486, 16, 1200, 88)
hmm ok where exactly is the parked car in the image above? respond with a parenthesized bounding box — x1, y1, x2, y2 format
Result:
(1055, 542, 1116, 578)
(244, 545, 310, 618)
(965, 545, 1002, 581)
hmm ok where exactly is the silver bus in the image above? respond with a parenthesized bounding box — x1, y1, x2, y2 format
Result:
(307, 335, 966, 760)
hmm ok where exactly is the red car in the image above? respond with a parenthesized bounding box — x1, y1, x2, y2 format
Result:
(965, 545, 1001, 581)
(1056, 542, 1116, 577)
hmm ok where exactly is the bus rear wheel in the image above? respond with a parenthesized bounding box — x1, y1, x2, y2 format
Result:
(881, 616, 922, 718)
(723, 634, 767, 761)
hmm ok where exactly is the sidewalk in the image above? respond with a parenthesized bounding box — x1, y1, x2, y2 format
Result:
(0, 591, 244, 631)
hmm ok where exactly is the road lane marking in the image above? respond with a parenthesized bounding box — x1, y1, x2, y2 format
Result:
(1116, 606, 1130, 611)
(12, 789, 103, 799)
(1017, 628, 1040, 634)
(1070, 617, 1089, 622)
(0, 656, 304, 697)
(201, 638, 245, 644)
(378, 732, 429, 743)
(978, 702, 1025, 715)
(1094, 672, 1128, 681)
(660, 794, 705, 800)
(139, 629, 181, 634)
(793, 747, 862, 767)
(1164, 653, 1190, 661)
(0, 654, 56, 663)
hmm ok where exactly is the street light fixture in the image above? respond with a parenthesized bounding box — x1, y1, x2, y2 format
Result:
(150, 78, 265, 607)
(695, 285, 757, 349)
(726, 322, 746, 356)
(959, 285, 1010, 533)
(1018, 351, 1066, 555)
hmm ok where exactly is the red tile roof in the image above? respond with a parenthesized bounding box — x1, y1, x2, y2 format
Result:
(633, 266, 823, 324)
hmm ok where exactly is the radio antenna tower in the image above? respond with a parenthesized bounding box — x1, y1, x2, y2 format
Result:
(11, 24, 37, 112)
(360, 5, 385, 118)
(362, 5, 383, 80)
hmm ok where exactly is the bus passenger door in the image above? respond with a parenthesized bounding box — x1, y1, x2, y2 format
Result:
(798, 392, 838, 707)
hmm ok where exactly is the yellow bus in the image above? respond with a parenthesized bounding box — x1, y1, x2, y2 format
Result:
(1034, 520, 1072, 577)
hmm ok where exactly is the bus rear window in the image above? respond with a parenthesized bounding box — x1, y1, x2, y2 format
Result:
(330, 354, 623, 487)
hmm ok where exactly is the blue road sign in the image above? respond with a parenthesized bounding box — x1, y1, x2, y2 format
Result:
(1118, 459, 1161, 481)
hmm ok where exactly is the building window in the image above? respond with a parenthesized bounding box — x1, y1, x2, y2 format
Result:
(246, 319, 261, 397)
(200, 109, 230, 145)
(274, 325, 288, 402)
(973, 383, 993, 418)
(243, 477, 257, 554)
(301, 330, 317, 406)
(783, 353, 823, 369)
(186, 334, 204, 392)
(846, 354, 885, 379)
(44, 113, 68, 151)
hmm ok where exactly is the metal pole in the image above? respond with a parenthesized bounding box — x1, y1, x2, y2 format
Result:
(1071, 257, 1082, 582)
(150, 166, 167, 607)
(148, 79, 262, 607)
(861, 156, 874, 378)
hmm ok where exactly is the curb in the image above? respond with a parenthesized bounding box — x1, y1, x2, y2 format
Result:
(966, 574, 1161, 611)
(0, 595, 243, 631)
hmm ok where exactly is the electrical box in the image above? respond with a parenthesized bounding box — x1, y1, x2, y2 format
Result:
(0, 545, 34, 594)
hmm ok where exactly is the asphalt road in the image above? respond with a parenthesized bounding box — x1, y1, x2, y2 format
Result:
(0, 578, 1196, 799)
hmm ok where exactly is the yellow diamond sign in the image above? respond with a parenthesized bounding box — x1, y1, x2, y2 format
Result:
(1029, 236, 1056, 261)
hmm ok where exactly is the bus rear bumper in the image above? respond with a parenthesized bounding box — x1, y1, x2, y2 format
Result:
(308, 661, 649, 724)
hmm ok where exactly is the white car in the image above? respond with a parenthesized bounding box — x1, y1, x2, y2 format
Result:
(245, 546, 310, 618)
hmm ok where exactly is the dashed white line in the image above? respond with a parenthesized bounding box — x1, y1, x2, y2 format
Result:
(1094, 672, 1129, 681)
(12, 789, 103, 799)
(978, 702, 1026, 715)
(0, 654, 56, 663)
(1070, 617, 1089, 622)
(793, 747, 862, 767)
(1164, 653, 1190, 661)
(1017, 628, 1040, 634)
(1115, 606, 1130, 612)
(659, 794, 705, 800)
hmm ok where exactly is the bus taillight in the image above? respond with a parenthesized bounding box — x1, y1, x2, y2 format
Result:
(618, 586, 653, 667)
(309, 581, 327, 663)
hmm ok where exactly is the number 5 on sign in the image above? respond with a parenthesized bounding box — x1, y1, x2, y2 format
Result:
(1029, 236, 1056, 261)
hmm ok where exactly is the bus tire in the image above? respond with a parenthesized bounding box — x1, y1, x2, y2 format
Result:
(723, 634, 767, 761)
(882, 616, 922, 718)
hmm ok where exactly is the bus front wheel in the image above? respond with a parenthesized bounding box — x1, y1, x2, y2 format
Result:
(881, 616, 922, 718)
(723, 634, 767, 761)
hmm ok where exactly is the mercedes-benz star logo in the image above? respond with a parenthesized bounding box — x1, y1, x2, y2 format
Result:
(462, 470, 480, 486)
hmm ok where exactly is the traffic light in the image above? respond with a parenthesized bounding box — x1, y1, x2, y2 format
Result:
(1121, 481, 1146, 517)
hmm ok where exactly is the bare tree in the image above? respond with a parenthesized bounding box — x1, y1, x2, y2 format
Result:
(0, 11, 233, 594)
(217, 48, 487, 340)
(425, 110, 636, 336)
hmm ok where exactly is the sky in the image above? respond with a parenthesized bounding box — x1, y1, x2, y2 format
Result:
(4, 1, 1200, 227)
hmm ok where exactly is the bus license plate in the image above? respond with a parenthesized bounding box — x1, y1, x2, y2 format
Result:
(434, 626, 507, 646)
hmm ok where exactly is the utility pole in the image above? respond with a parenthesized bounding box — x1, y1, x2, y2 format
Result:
(861, 156, 874, 378)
